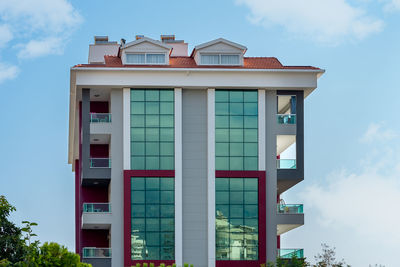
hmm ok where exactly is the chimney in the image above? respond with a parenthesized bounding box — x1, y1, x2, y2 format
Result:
(161, 35, 175, 42)
(136, 35, 144, 40)
(94, 36, 109, 44)
(88, 36, 119, 64)
(160, 34, 188, 57)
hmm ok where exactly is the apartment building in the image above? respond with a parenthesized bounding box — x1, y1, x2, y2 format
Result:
(68, 35, 324, 267)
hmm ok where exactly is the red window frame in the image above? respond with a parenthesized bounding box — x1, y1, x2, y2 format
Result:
(124, 170, 175, 267)
(215, 170, 266, 267)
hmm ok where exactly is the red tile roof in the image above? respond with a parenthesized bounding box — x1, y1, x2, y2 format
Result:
(73, 55, 320, 70)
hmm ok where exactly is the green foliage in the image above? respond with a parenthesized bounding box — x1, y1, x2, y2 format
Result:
(150, 263, 155, 267)
(0, 196, 26, 263)
(143, 263, 148, 267)
(172, 264, 176, 267)
(160, 264, 165, 267)
(313, 244, 350, 267)
(0, 195, 90, 267)
(184, 263, 189, 267)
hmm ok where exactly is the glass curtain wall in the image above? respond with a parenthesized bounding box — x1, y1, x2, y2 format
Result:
(215, 90, 258, 171)
(131, 177, 175, 260)
(130, 89, 174, 170)
(216, 178, 259, 260)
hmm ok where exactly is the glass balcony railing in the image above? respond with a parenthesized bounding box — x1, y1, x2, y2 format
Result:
(90, 113, 111, 123)
(277, 204, 303, 214)
(90, 158, 111, 168)
(83, 203, 111, 213)
(277, 159, 296, 169)
(277, 114, 296, 124)
(82, 247, 111, 258)
(278, 249, 304, 259)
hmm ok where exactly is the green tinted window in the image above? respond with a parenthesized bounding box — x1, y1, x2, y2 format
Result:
(131, 177, 175, 260)
(131, 89, 174, 170)
(215, 90, 258, 170)
(216, 178, 259, 261)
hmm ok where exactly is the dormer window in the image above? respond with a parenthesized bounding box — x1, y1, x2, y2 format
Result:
(126, 53, 166, 64)
(200, 54, 240, 65)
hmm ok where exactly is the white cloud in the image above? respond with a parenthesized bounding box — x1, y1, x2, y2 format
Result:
(294, 123, 400, 265)
(383, 0, 400, 11)
(0, 24, 13, 47)
(17, 37, 64, 59)
(0, 62, 19, 83)
(0, 0, 82, 34)
(236, 0, 384, 44)
(360, 122, 397, 143)
(0, 0, 82, 59)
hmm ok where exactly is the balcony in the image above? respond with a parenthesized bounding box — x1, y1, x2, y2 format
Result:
(277, 114, 296, 125)
(277, 203, 304, 235)
(90, 158, 111, 168)
(82, 247, 111, 267)
(277, 159, 296, 169)
(82, 203, 112, 229)
(278, 249, 304, 259)
(90, 113, 111, 123)
(83, 247, 111, 258)
(83, 203, 111, 213)
(277, 204, 303, 214)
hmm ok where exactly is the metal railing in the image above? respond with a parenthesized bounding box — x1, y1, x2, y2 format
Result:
(82, 247, 111, 258)
(277, 204, 303, 214)
(277, 114, 296, 124)
(83, 203, 111, 213)
(90, 113, 111, 123)
(277, 159, 296, 169)
(278, 249, 304, 259)
(90, 158, 111, 168)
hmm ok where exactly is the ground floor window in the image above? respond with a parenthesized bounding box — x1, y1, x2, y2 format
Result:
(216, 177, 259, 260)
(130, 177, 175, 260)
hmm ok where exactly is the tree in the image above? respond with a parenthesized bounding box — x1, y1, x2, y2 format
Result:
(313, 243, 350, 267)
(0, 196, 26, 263)
(0, 195, 90, 267)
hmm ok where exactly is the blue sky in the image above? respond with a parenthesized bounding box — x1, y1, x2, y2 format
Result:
(1, 0, 400, 266)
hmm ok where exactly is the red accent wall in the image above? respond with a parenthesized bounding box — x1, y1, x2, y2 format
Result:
(123, 170, 175, 267)
(75, 160, 80, 254)
(215, 171, 266, 267)
(81, 186, 109, 203)
(90, 101, 109, 113)
(277, 235, 281, 249)
(90, 144, 109, 158)
(81, 229, 110, 248)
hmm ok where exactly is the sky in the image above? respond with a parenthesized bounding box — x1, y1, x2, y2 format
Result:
(0, 0, 399, 266)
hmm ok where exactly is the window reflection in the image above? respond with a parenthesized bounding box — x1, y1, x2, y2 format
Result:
(216, 178, 259, 260)
(131, 177, 175, 260)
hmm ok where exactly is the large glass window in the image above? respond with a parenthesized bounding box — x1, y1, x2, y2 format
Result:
(131, 177, 175, 260)
(126, 53, 166, 64)
(131, 89, 174, 170)
(215, 90, 258, 170)
(216, 178, 259, 261)
(201, 54, 240, 65)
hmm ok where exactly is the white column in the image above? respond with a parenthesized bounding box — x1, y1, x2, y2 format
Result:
(174, 88, 183, 266)
(123, 88, 130, 170)
(258, 89, 266, 170)
(207, 89, 216, 267)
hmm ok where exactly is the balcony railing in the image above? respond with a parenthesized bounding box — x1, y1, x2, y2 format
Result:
(277, 159, 296, 169)
(277, 114, 296, 125)
(277, 204, 303, 214)
(83, 203, 111, 213)
(90, 113, 111, 123)
(278, 249, 304, 259)
(90, 158, 111, 168)
(82, 247, 111, 258)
